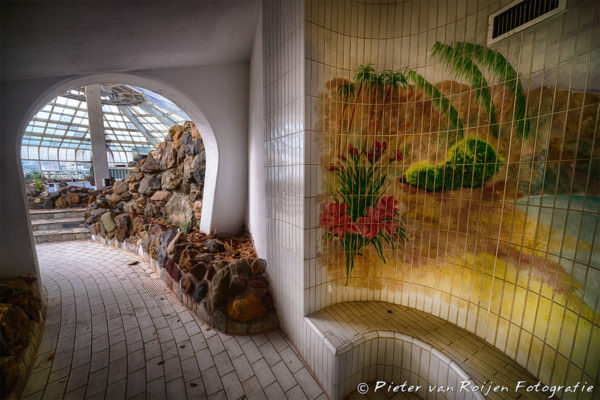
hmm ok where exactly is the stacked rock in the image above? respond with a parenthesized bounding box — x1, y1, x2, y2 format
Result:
(0, 276, 43, 397)
(27, 184, 94, 209)
(85, 122, 278, 334)
(85, 121, 206, 240)
(149, 229, 277, 334)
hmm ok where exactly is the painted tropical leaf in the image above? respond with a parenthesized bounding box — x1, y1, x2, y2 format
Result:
(431, 42, 499, 137)
(406, 69, 464, 137)
(444, 41, 530, 139)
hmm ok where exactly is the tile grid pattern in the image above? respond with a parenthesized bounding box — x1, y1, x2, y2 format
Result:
(262, 0, 308, 351)
(301, 0, 600, 394)
(22, 241, 324, 400)
(307, 302, 551, 400)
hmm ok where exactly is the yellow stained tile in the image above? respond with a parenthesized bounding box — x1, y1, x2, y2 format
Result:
(489, 280, 504, 315)
(485, 313, 499, 345)
(500, 282, 515, 320)
(526, 336, 544, 377)
(571, 317, 592, 370)
(505, 323, 520, 359)
(583, 324, 600, 380)
(564, 363, 583, 387)
(475, 307, 487, 338)
(511, 286, 527, 326)
(495, 317, 510, 353)
(534, 297, 552, 339)
(558, 309, 577, 356)
(522, 291, 538, 333)
(516, 330, 532, 367)
(545, 303, 565, 349)
(551, 353, 569, 387)
(538, 344, 556, 385)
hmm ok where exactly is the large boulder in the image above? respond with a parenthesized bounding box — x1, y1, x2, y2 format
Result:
(165, 193, 194, 226)
(114, 214, 131, 242)
(54, 197, 68, 208)
(141, 154, 161, 173)
(205, 266, 231, 314)
(157, 230, 178, 268)
(113, 181, 128, 194)
(144, 203, 161, 219)
(161, 168, 183, 190)
(192, 154, 206, 185)
(192, 281, 209, 303)
(160, 143, 178, 170)
(106, 193, 121, 203)
(66, 193, 80, 205)
(150, 190, 172, 202)
(165, 258, 181, 282)
(129, 181, 140, 192)
(138, 174, 162, 196)
(181, 276, 195, 296)
(100, 212, 117, 233)
(182, 156, 195, 185)
(190, 262, 207, 280)
(227, 293, 266, 322)
(179, 245, 200, 273)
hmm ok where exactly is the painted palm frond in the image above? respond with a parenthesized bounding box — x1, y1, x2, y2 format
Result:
(447, 41, 530, 139)
(374, 70, 407, 134)
(406, 69, 464, 137)
(337, 82, 356, 99)
(383, 69, 408, 89)
(348, 64, 376, 129)
(431, 42, 498, 137)
(355, 64, 376, 84)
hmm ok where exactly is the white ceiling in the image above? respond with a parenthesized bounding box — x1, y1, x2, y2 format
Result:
(0, 0, 260, 81)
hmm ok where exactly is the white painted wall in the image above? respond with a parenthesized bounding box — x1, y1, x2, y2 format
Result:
(0, 64, 249, 280)
(247, 11, 267, 259)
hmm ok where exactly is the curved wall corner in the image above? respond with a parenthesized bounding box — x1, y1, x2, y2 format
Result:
(303, 0, 600, 391)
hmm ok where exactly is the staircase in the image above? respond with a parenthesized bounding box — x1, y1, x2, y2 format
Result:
(30, 208, 91, 244)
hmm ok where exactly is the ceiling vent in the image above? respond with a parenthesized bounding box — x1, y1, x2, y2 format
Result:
(488, 0, 566, 45)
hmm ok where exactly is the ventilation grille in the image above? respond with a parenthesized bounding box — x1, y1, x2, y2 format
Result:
(488, 0, 566, 45)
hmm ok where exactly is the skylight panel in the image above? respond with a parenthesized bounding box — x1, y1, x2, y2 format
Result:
(66, 99, 80, 107)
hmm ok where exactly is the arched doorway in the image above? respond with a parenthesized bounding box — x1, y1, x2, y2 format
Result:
(2, 73, 222, 285)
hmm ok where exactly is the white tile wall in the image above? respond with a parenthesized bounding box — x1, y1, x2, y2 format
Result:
(262, 0, 307, 351)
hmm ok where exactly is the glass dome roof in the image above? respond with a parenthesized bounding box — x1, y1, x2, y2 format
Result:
(21, 84, 189, 179)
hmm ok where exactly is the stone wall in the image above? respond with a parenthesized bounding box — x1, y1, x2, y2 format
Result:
(0, 276, 44, 399)
(27, 184, 94, 210)
(85, 122, 278, 334)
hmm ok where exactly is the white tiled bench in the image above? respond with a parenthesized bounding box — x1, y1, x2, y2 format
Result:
(305, 302, 547, 400)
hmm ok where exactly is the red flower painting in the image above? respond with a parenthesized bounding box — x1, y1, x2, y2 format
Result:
(321, 141, 406, 283)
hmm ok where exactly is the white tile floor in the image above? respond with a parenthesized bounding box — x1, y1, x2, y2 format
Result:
(22, 241, 326, 400)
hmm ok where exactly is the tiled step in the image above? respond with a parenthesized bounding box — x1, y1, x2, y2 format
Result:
(29, 208, 87, 221)
(32, 227, 91, 244)
(30, 208, 89, 244)
(31, 217, 84, 232)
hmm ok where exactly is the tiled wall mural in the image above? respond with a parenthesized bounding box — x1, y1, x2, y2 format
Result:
(307, 0, 599, 391)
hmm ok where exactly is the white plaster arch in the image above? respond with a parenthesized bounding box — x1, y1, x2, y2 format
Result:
(17, 72, 218, 233)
